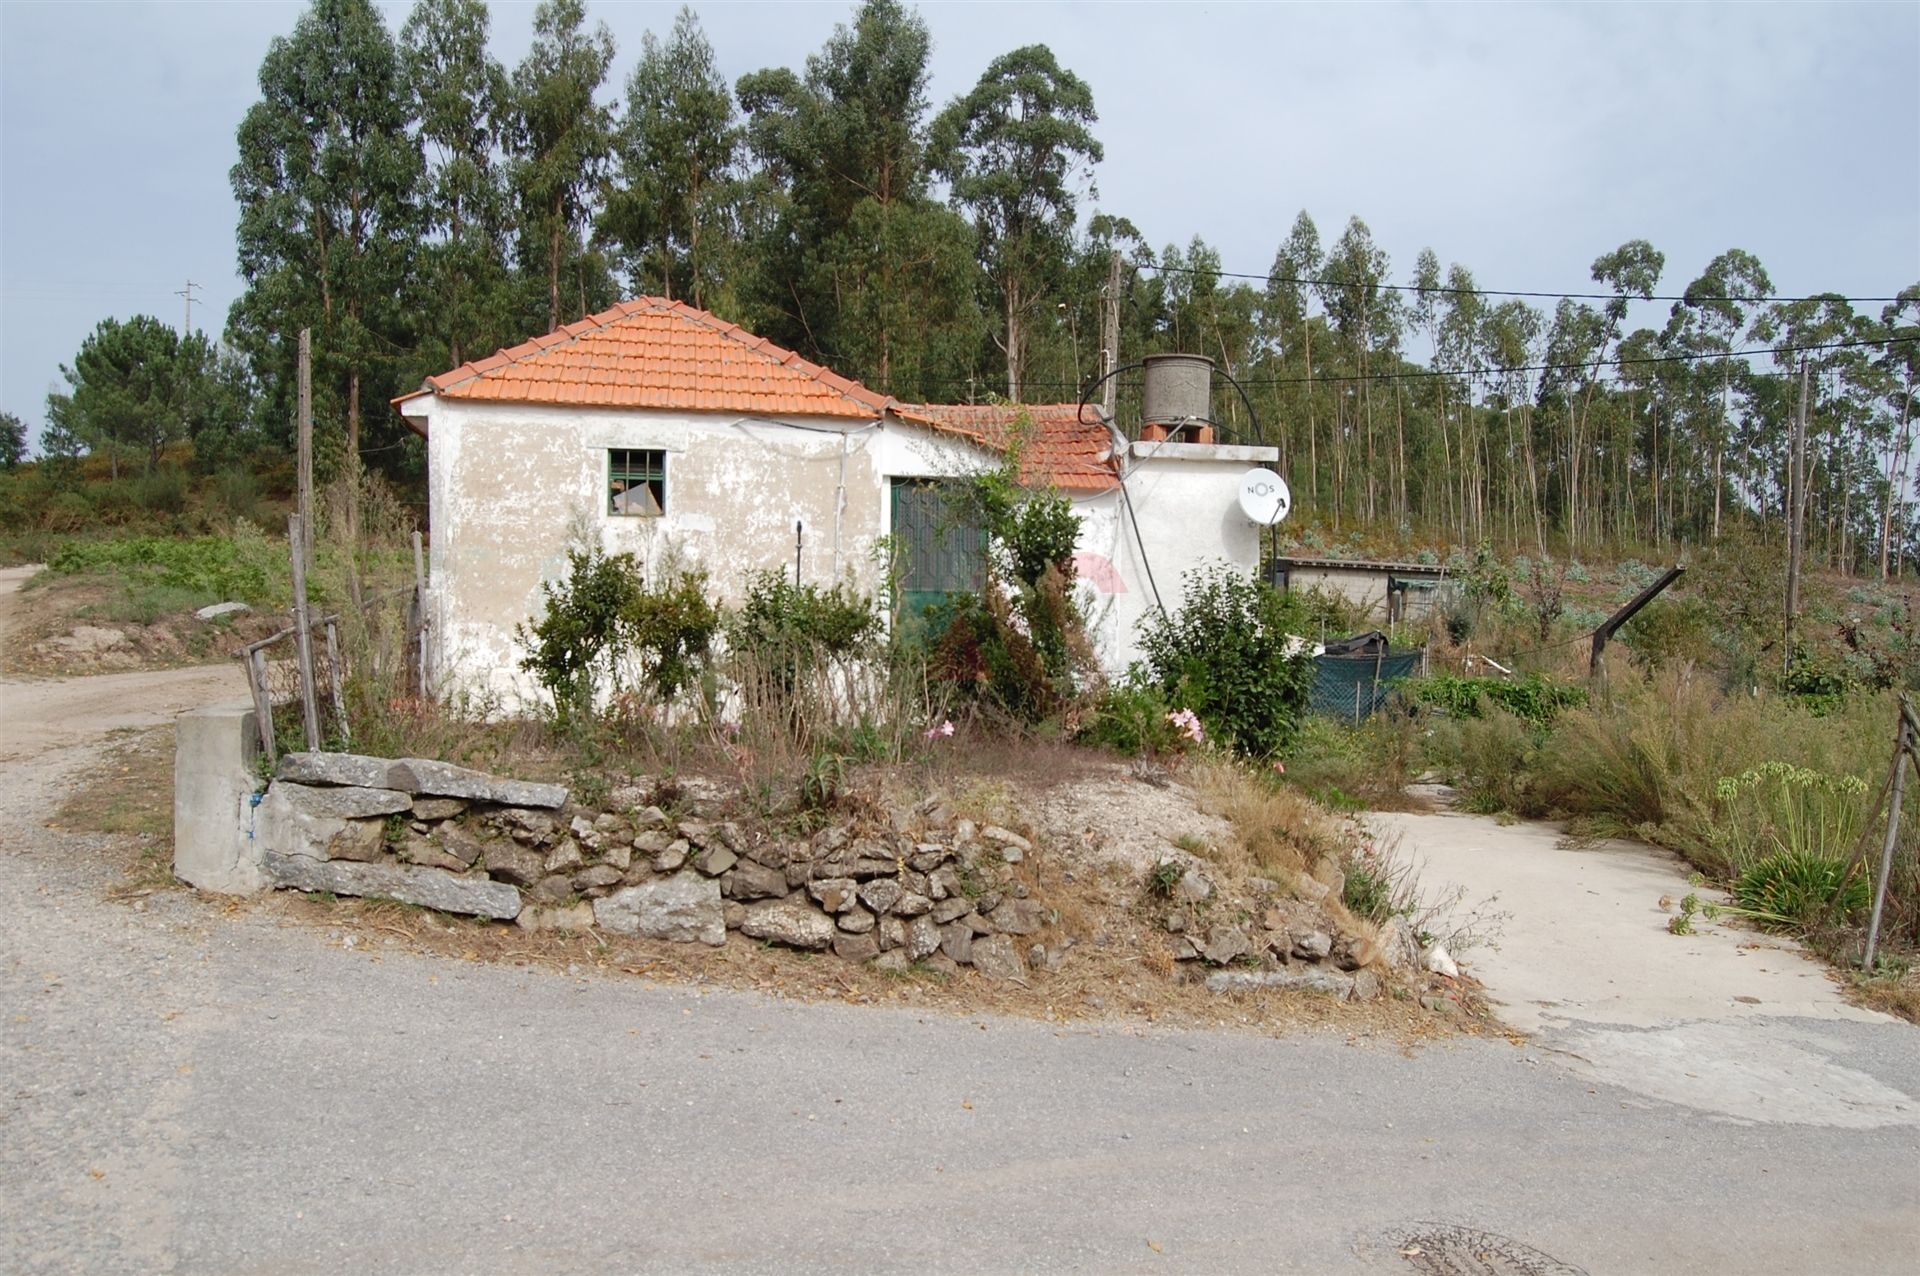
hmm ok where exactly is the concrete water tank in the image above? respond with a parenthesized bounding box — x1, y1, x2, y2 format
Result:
(1141, 353, 1215, 428)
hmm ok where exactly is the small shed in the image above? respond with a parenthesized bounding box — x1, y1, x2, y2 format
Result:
(1272, 556, 1448, 625)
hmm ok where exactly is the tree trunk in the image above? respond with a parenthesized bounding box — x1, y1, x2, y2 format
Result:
(547, 204, 563, 333)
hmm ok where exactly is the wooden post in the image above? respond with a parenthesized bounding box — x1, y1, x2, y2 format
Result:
(245, 647, 277, 768)
(1784, 361, 1809, 675)
(297, 328, 314, 577)
(323, 617, 349, 745)
(1100, 249, 1122, 422)
(1590, 565, 1686, 678)
(408, 530, 427, 696)
(1864, 700, 1918, 969)
(288, 515, 323, 752)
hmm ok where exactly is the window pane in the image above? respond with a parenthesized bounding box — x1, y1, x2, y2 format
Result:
(610, 449, 666, 516)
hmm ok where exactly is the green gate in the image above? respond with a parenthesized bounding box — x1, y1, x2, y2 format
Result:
(890, 478, 985, 629)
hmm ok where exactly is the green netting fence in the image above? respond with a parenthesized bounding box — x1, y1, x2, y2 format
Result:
(1309, 650, 1424, 723)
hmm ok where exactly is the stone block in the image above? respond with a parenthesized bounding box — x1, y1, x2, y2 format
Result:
(274, 781, 412, 820)
(592, 873, 725, 946)
(264, 851, 521, 919)
(739, 900, 837, 951)
(173, 701, 269, 895)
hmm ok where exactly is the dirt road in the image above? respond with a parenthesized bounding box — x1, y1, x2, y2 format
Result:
(2, 569, 1916, 1273)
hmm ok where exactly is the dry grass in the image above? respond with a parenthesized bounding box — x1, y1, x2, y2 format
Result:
(1189, 754, 1341, 885)
(53, 726, 178, 895)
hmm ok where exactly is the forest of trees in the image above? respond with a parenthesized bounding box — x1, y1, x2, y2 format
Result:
(30, 0, 1920, 576)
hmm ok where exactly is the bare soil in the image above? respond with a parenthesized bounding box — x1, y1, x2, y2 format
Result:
(0, 566, 284, 678)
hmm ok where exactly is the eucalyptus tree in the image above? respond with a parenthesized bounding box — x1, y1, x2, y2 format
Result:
(508, 0, 616, 333)
(934, 44, 1103, 402)
(401, 0, 513, 369)
(1267, 212, 1325, 503)
(601, 7, 740, 309)
(1315, 218, 1399, 523)
(736, 0, 981, 397)
(1664, 249, 1772, 538)
(229, 0, 422, 488)
(1876, 287, 1920, 576)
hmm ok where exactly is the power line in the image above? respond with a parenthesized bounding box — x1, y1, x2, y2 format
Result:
(911, 334, 1918, 397)
(1137, 260, 1911, 307)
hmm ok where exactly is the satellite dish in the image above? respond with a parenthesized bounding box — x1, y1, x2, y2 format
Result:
(1237, 468, 1291, 525)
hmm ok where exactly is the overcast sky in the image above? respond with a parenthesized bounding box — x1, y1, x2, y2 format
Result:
(2, 0, 1916, 445)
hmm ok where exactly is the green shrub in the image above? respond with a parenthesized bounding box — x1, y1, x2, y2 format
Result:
(728, 570, 877, 681)
(1415, 672, 1587, 729)
(516, 547, 640, 720)
(1731, 851, 1871, 933)
(1077, 676, 1180, 756)
(1136, 564, 1313, 758)
(45, 528, 285, 605)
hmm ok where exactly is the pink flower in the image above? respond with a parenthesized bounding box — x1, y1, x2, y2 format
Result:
(1165, 708, 1205, 745)
(1272, 761, 1287, 775)
(923, 719, 956, 741)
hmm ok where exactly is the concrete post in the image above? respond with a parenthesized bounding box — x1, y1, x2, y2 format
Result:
(173, 700, 269, 894)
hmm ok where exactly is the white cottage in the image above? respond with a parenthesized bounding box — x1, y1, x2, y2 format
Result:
(395, 297, 1278, 706)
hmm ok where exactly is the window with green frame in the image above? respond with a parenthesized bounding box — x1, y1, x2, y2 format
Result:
(890, 477, 984, 621)
(609, 448, 665, 517)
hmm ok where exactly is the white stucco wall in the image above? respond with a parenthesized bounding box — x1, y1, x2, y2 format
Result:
(406, 396, 1278, 705)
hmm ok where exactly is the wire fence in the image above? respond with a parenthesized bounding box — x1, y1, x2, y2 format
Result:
(1308, 649, 1425, 724)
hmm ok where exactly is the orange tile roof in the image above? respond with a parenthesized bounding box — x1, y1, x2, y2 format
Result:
(894, 402, 1119, 492)
(398, 298, 1118, 490)
(409, 297, 893, 420)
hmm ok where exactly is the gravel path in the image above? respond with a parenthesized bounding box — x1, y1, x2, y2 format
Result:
(2, 570, 1917, 1273)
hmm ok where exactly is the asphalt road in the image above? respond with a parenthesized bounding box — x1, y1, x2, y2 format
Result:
(2, 571, 1916, 1273)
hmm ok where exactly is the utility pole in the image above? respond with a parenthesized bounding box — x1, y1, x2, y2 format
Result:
(1100, 249, 1122, 421)
(297, 328, 315, 577)
(1784, 360, 1809, 673)
(175, 280, 200, 335)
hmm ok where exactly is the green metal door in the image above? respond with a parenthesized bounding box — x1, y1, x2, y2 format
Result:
(890, 478, 985, 628)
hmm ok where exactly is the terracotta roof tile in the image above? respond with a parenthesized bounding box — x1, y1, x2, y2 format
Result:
(417, 296, 891, 420)
(895, 402, 1119, 492)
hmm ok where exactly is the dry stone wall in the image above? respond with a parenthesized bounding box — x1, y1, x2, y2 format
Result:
(246, 751, 1410, 998)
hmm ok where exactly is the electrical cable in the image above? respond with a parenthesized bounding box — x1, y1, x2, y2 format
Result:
(1138, 259, 1914, 307)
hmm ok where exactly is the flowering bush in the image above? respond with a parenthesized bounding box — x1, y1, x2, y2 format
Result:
(1166, 708, 1205, 745)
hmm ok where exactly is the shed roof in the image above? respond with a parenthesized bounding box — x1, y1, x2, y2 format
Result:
(1277, 556, 1448, 576)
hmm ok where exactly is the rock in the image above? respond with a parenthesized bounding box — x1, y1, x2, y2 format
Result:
(411, 797, 469, 822)
(432, 824, 484, 868)
(980, 825, 1032, 855)
(670, 775, 729, 813)
(569, 815, 597, 841)
(1248, 876, 1278, 896)
(277, 752, 393, 789)
(1029, 943, 1066, 974)
(832, 932, 880, 963)
(482, 843, 547, 887)
(1173, 866, 1213, 903)
(876, 916, 907, 952)
(501, 809, 557, 845)
(1202, 925, 1252, 965)
(385, 757, 568, 809)
(740, 900, 837, 951)
(601, 842, 633, 872)
(653, 842, 689, 873)
(1259, 907, 1289, 932)
(572, 865, 624, 891)
(1381, 917, 1420, 972)
(273, 781, 412, 821)
(894, 892, 933, 918)
(194, 601, 251, 621)
(905, 914, 941, 961)
(1173, 935, 1202, 961)
(837, 906, 876, 935)
(1292, 874, 1330, 906)
(677, 819, 714, 847)
(593, 813, 622, 833)
(955, 819, 978, 844)
(265, 852, 521, 920)
(517, 902, 595, 933)
(872, 950, 912, 974)
(592, 873, 725, 946)
(630, 805, 669, 830)
(726, 860, 788, 901)
(923, 952, 960, 976)
(744, 840, 792, 870)
(928, 867, 962, 900)
(1164, 911, 1188, 934)
(908, 844, 951, 872)
(920, 801, 955, 832)
(976, 891, 1003, 915)
(940, 923, 974, 965)
(544, 838, 584, 874)
(989, 897, 1045, 936)
(960, 912, 994, 936)
(1204, 969, 1355, 999)
(808, 877, 859, 914)
(1420, 994, 1452, 1014)
(931, 897, 973, 925)
(1351, 970, 1383, 1001)
(1423, 943, 1461, 979)
(325, 819, 387, 862)
(631, 830, 674, 855)
(970, 934, 1027, 982)
(857, 878, 904, 915)
(723, 901, 747, 930)
(1293, 930, 1333, 961)
(529, 874, 574, 903)
(399, 835, 467, 873)
(697, 846, 738, 877)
